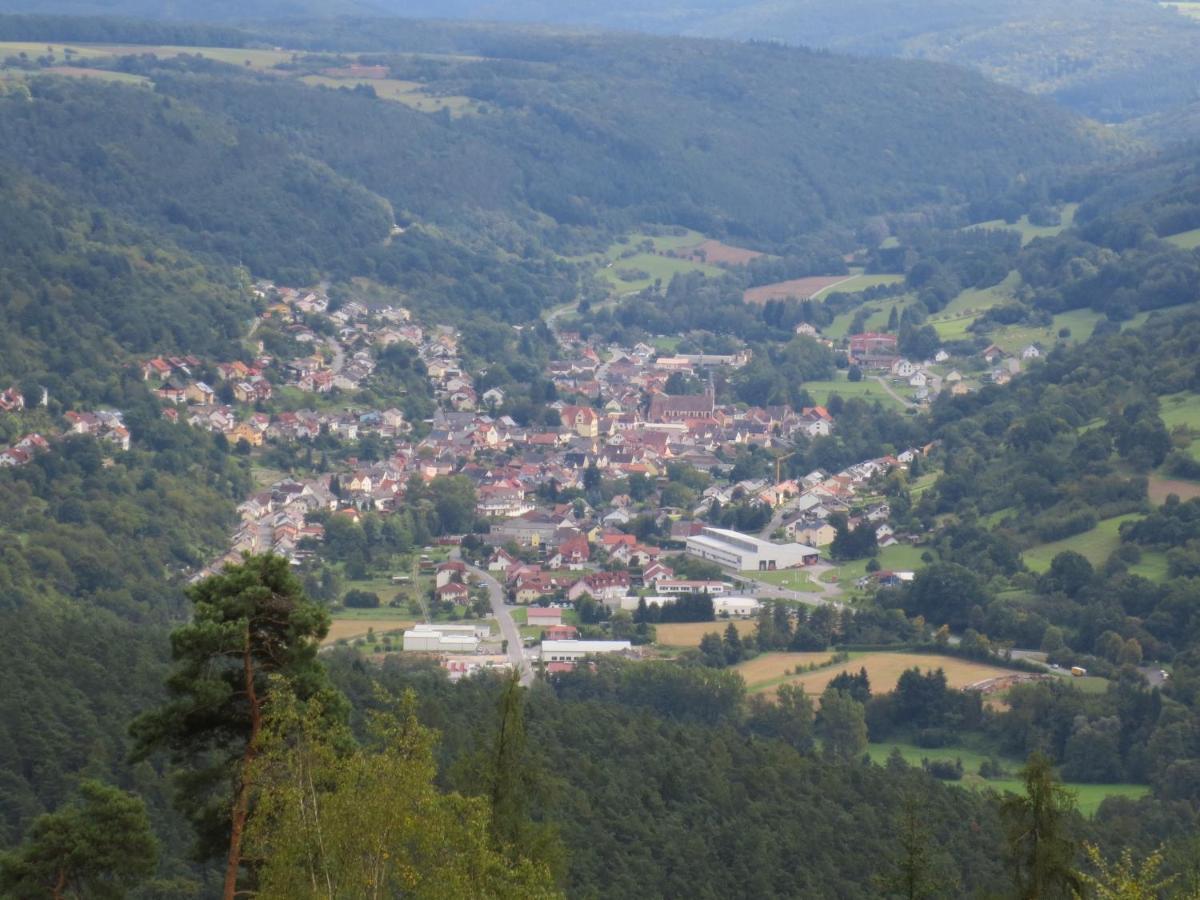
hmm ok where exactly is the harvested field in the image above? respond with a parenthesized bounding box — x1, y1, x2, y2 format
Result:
(42, 67, 151, 85)
(675, 238, 763, 266)
(734, 652, 843, 689)
(755, 652, 1017, 698)
(655, 619, 755, 647)
(324, 617, 413, 645)
(744, 275, 857, 304)
(1149, 476, 1200, 504)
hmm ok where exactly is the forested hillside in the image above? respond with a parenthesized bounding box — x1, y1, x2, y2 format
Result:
(0, 165, 254, 402)
(7, 0, 1199, 126)
(2, 9, 1200, 897)
(0, 20, 1108, 255)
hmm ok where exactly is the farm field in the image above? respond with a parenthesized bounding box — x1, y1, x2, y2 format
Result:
(671, 237, 764, 266)
(985, 308, 1106, 354)
(1021, 514, 1144, 573)
(733, 651, 845, 690)
(865, 741, 1148, 816)
(655, 619, 756, 647)
(1149, 475, 1200, 504)
(1165, 227, 1200, 248)
(324, 616, 414, 645)
(299, 75, 477, 116)
(0, 41, 295, 69)
(752, 651, 1017, 698)
(744, 274, 859, 304)
(963, 203, 1078, 245)
(741, 568, 821, 591)
(799, 374, 908, 412)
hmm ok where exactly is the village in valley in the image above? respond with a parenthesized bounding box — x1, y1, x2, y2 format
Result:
(0, 276, 1046, 684)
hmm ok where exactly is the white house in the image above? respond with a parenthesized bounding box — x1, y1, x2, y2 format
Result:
(1021, 345, 1042, 360)
(891, 359, 917, 378)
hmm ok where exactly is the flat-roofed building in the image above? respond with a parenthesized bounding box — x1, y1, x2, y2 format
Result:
(714, 596, 761, 617)
(540, 640, 632, 663)
(685, 526, 819, 571)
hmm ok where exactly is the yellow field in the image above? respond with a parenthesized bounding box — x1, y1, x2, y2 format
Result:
(324, 617, 413, 645)
(753, 652, 1017, 698)
(734, 652, 843, 689)
(299, 75, 477, 116)
(655, 619, 755, 647)
(0, 42, 295, 69)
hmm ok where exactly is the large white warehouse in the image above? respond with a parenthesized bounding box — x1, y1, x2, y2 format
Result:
(540, 640, 632, 663)
(686, 526, 818, 571)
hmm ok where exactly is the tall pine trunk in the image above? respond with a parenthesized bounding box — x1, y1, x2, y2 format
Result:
(223, 634, 263, 900)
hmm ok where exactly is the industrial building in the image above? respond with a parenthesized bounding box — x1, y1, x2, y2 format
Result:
(685, 526, 819, 571)
(402, 622, 491, 653)
(713, 596, 761, 617)
(540, 640, 632, 663)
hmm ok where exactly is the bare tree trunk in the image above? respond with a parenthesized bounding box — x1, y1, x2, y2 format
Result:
(223, 635, 263, 900)
(52, 867, 66, 900)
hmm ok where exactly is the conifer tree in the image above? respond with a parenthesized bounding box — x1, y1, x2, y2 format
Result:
(130, 554, 337, 900)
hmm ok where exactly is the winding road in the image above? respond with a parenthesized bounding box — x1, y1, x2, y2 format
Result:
(460, 555, 534, 686)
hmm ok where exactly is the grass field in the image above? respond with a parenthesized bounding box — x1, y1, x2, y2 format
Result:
(1164, 228, 1200, 249)
(1162, 1, 1200, 19)
(929, 272, 1024, 341)
(811, 273, 905, 300)
(655, 619, 756, 647)
(741, 568, 821, 592)
(600, 253, 723, 292)
(572, 230, 724, 294)
(734, 651, 844, 690)
(821, 544, 928, 587)
(799, 374, 908, 412)
(1159, 392, 1200, 462)
(825, 293, 916, 339)
(1021, 514, 1144, 573)
(865, 740, 1148, 815)
(751, 651, 1017, 698)
(963, 203, 1078, 246)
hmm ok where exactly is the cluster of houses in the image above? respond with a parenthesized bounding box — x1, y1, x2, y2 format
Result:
(779, 330, 1045, 403)
(198, 476, 332, 577)
(0, 403, 130, 468)
(0, 432, 50, 468)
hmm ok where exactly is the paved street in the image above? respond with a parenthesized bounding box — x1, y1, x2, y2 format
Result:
(463, 558, 534, 686)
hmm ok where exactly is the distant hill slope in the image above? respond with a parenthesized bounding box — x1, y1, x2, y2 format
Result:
(0, 25, 1111, 254)
(11, 0, 1193, 126)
